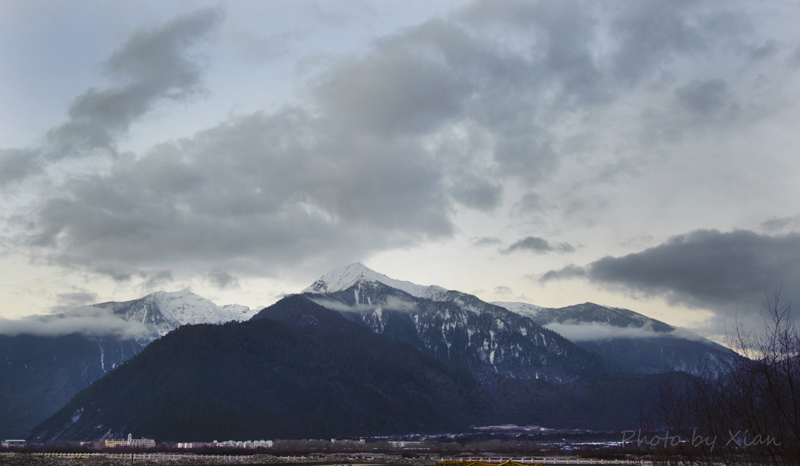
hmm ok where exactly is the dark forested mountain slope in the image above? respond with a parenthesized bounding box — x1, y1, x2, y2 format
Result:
(0, 334, 145, 439)
(29, 295, 491, 442)
(22, 265, 740, 442)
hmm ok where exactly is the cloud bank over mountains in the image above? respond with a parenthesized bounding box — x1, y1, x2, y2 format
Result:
(543, 230, 800, 331)
(1, 0, 799, 335)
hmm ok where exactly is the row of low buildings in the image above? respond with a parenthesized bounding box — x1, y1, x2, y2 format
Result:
(105, 434, 155, 448)
(104, 434, 273, 450)
(100, 435, 421, 451)
(1, 440, 26, 448)
(178, 440, 273, 449)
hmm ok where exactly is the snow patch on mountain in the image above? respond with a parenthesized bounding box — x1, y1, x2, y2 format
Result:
(221, 304, 260, 321)
(1, 290, 257, 339)
(150, 290, 233, 326)
(130, 290, 257, 335)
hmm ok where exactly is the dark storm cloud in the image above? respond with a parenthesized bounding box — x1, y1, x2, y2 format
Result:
(543, 230, 800, 327)
(505, 236, 575, 254)
(0, 8, 223, 185)
(3, 0, 794, 284)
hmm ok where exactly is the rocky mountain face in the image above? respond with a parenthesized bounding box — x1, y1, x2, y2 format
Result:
(303, 278, 608, 382)
(305, 263, 737, 377)
(0, 290, 254, 439)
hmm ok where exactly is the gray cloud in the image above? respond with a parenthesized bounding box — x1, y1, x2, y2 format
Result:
(49, 7, 223, 152)
(142, 270, 174, 290)
(505, 236, 575, 254)
(22, 109, 451, 279)
(50, 290, 98, 314)
(515, 192, 545, 215)
(539, 264, 587, 282)
(3, 0, 797, 288)
(0, 8, 224, 185)
(674, 78, 739, 120)
(205, 269, 240, 289)
(449, 175, 503, 211)
(761, 215, 800, 233)
(0, 149, 40, 186)
(543, 229, 800, 331)
(472, 236, 502, 247)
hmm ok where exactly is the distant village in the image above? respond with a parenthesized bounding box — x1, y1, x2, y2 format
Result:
(2, 426, 624, 456)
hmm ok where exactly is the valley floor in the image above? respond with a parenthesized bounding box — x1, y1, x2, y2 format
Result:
(0, 452, 655, 466)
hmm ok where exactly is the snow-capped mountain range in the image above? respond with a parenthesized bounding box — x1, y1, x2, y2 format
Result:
(301, 263, 608, 380)
(91, 289, 258, 339)
(5, 262, 742, 440)
(301, 263, 739, 376)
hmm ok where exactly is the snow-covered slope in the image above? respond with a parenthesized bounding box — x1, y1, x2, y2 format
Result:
(93, 290, 257, 338)
(303, 262, 449, 300)
(305, 264, 740, 377)
(222, 303, 260, 321)
(302, 266, 608, 380)
(150, 290, 257, 325)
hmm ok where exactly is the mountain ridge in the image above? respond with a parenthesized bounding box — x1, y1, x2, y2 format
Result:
(29, 296, 492, 442)
(493, 301, 739, 375)
(12, 262, 742, 440)
(0, 290, 257, 439)
(301, 272, 611, 381)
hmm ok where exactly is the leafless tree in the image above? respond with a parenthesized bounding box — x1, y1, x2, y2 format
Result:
(659, 291, 800, 465)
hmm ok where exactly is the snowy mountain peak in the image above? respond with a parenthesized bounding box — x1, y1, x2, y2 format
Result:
(145, 289, 256, 327)
(303, 262, 448, 299)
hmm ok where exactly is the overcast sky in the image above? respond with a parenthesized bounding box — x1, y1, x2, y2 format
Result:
(2, 0, 799, 343)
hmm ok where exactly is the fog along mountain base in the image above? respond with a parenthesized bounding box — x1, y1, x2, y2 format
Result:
(12, 263, 740, 442)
